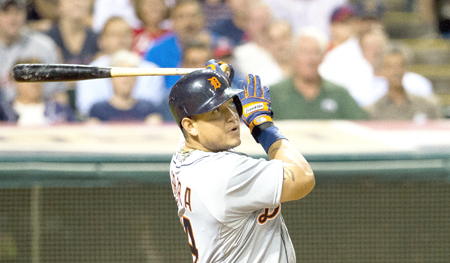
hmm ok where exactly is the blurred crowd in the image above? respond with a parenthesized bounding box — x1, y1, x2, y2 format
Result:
(0, 0, 447, 126)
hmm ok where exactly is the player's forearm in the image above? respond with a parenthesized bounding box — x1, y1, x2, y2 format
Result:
(268, 139, 314, 183)
(268, 139, 315, 202)
(268, 139, 308, 168)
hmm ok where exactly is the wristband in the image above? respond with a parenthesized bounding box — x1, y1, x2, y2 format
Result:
(252, 123, 287, 153)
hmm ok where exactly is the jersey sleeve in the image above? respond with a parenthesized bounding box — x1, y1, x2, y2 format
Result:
(199, 152, 284, 223)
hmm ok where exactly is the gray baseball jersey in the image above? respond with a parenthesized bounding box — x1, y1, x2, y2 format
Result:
(170, 139, 296, 263)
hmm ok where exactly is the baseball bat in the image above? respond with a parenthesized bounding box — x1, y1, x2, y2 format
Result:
(12, 64, 203, 82)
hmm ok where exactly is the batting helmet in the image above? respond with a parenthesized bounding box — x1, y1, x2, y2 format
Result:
(169, 69, 243, 128)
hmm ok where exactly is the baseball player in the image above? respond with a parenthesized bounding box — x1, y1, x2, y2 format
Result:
(169, 60, 315, 263)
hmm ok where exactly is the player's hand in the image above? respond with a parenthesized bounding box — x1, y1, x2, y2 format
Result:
(205, 59, 234, 84)
(238, 74, 274, 135)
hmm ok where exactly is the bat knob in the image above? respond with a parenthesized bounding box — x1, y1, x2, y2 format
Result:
(219, 64, 231, 78)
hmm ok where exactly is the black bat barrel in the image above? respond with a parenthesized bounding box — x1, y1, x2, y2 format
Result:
(12, 64, 112, 82)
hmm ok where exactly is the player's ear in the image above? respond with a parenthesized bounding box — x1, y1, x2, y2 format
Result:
(181, 117, 198, 137)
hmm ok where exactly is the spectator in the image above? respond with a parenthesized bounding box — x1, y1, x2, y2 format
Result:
(319, 0, 386, 102)
(93, 16, 133, 59)
(76, 17, 166, 118)
(0, 0, 64, 103)
(46, 0, 98, 65)
(366, 44, 442, 121)
(266, 20, 294, 78)
(320, 25, 388, 105)
(261, 0, 347, 35)
(45, 0, 99, 111)
(320, 25, 433, 107)
(370, 40, 434, 107)
(182, 41, 212, 68)
(328, 3, 359, 51)
(0, 58, 76, 125)
(233, 2, 284, 85)
(144, 0, 209, 89)
(132, 0, 170, 57)
(88, 50, 168, 123)
(91, 0, 142, 33)
(270, 27, 367, 120)
(209, 0, 251, 48)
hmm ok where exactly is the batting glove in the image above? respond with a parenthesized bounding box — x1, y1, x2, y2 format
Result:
(205, 59, 234, 84)
(238, 74, 287, 153)
(238, 74, 274, 137)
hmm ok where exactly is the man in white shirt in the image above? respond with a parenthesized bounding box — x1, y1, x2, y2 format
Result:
(319, 26, 433, 107)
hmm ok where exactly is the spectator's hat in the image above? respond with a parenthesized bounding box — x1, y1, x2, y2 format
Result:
(0, 0, 26, 10)
(331, 4, 356, 23)
(213, 39, 233, 59)
(355, 0, 385, 20)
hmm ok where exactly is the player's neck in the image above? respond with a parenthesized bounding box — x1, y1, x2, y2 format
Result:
(184, 140, 207, 152)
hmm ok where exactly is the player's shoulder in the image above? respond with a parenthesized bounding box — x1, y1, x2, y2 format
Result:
(194, 150, 282, 176)
(181, 150, 247, 166)
(171, 149, 253, 175)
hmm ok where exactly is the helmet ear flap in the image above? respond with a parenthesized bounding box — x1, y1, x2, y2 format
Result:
(233, 96, 243, 118)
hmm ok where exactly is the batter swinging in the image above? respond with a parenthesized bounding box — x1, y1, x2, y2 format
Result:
(169, 60, 315, 263)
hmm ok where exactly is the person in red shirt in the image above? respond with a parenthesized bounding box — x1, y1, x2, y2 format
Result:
(132, 0, 171, 57)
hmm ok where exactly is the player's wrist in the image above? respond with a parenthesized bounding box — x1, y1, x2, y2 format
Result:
(250, 117, 287, 153)
(249, 115, 272, 139)
(248, 115, 272, 134)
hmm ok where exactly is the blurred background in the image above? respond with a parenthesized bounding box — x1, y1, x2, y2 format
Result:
(0, 0, 450, 262)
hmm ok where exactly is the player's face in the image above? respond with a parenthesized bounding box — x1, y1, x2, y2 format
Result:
(191, 98, 241, 152)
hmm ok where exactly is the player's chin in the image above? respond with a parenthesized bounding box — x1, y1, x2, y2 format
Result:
(222, 135, 241, 150)
(212, 139, 241, 152)
(230, 137, 241, 149)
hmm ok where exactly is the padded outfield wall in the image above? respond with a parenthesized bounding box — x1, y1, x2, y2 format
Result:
(0, 121, 449, 263)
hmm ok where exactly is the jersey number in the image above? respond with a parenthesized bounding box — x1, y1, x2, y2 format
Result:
(183, 216, 199, 263)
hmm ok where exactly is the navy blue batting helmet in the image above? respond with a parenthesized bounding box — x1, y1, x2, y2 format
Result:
(169, 69, 243, 128)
